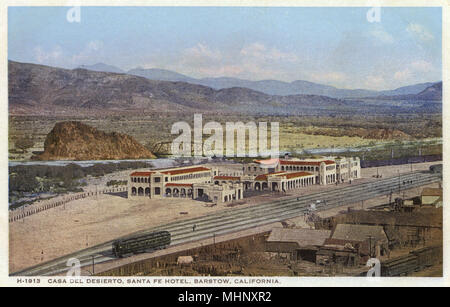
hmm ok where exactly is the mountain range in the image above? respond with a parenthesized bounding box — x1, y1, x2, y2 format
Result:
(79, 63, 439, 99)
(8, 60, 442, 117)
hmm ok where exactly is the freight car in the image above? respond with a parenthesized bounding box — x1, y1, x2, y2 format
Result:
(112, 231, 171, 258)
(381, 245, 442, 276)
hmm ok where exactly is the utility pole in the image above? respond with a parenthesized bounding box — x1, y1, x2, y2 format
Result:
(92, 255, 95, 275)
(368, 236, 373, 258)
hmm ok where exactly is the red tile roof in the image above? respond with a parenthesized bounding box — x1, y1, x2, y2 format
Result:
(255, 174, 268, 181)
(165, 183, 193, 187)
(281, 171, 313, 179)
(323, 160, 336, 165)
(279, 159, 335, 166)
(255, 171, 286, 181)
(214, 176, 241, 181)
(130, 171, 154, 176)
(161, 166, 210, 175)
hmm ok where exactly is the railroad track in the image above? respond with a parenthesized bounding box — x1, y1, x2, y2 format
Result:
(11, 171, 441, 276)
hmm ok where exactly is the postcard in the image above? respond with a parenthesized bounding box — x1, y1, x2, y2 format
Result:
(1, 0, 448, 290)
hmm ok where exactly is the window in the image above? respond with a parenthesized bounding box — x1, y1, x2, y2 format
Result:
(154, 177, 161, 183)
(165, 177, 168, 182)
(154, 187, 161, 195)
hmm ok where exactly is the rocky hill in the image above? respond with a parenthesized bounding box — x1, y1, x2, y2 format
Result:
(34, 121, 155, 160)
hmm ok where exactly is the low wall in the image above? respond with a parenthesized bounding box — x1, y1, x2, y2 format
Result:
(9, 187, 127, 223)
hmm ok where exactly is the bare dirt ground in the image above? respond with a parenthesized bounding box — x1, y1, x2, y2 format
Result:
(9, 161, 440, 273)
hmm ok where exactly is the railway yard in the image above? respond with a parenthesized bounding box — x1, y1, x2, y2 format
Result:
(9, 162, 442, 276)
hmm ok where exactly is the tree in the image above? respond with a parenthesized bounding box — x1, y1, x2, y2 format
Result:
(15, 137, 34, 153)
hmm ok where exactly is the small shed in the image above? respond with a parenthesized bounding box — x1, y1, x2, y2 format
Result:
(317, 238, 370, 266)
(331, 224, 389, 258)
(421, 188, 442, 207)
(266, 228, 331, 261)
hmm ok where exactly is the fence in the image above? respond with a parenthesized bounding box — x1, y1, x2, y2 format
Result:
(9, 186, 127, 223)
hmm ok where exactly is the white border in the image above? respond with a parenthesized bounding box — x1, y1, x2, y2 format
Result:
(0, 0, 448, 287)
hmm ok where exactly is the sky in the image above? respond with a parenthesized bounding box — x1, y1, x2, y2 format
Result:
(8, 6, 442, 90)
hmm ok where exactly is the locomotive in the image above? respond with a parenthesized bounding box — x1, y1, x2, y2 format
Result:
(112, 231, 171, 258)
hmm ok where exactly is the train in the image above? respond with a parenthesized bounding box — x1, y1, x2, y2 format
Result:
(112, 231, 171, 258)
(429, 164, 442, 174)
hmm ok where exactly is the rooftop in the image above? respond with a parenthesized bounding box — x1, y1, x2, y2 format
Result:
(130, 171, 154, 177)
(331, 224, 388, 243)
(267, 228, 331, 247)
(333, 210, 442, 228)
(421, 187, 443, 197)
(214, 176, 241, 181)
(254, 171, 286, 181)
(165, 183, 193, 187)
(161, 166, 210, 176)
(279, 159, 335, 166)
(281, 171, 313, 179)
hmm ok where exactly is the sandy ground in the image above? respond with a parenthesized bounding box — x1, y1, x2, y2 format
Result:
(9, 161, 440, 273)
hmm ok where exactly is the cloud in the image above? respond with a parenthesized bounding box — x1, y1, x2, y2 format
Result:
(406, 23, 434, 41)
(309, 71, 348, 86)
(365, 75, 388, 90)
(32, 40, 104, 68)
(183, 43, 222, 62)
(394, 60, 434, 82)
(240, 42, 299, 62)
(410, 60, 433, 72)
(370, 29, 394, 44)
(71, 40, 104, 63)
(394, 69, 412, 82)
(33, 45, 63, 64)
(165, 42, 301, 80)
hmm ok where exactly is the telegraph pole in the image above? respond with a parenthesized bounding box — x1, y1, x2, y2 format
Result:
(92, 255, 95, 275)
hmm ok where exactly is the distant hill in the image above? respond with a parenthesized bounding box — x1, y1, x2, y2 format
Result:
(415, 82, 442, 101)
(378, 82, 436, 96)
(372, 82, 442, 101)
(9, 60, 356, 116)
(124, 67, 436, 99)
(78, 63, 124, 74)
(35, 121, 155, 160)
(75, 62, 439, 99)
(8, 61, 440, 117)
(127, 67, 196, 83)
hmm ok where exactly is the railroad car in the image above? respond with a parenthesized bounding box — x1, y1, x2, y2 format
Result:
(429, 164, 442, 174)
(112, 231, 171, 258)
(381, 255, 418, 276)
